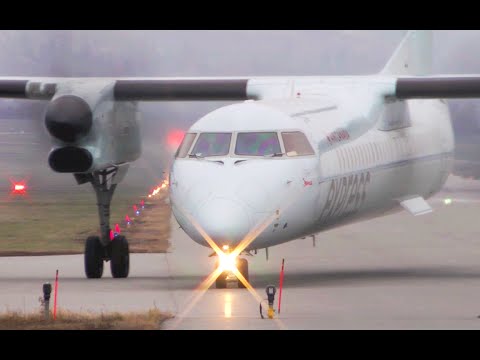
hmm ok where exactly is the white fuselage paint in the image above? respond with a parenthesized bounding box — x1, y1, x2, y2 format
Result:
(169, 88, 454, 251)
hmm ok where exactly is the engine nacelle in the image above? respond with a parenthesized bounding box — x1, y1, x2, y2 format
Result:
(48, 146, 93, 173)
(45, 80, 142, 173)
(45, 95, 93, 143)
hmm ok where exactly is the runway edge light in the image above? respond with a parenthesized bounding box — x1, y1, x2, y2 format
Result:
(260, 285, 277, 319)
(42, 282, 52, 320)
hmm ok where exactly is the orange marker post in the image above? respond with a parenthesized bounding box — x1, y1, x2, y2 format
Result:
(278, 258, 285, 314)
(53, 270, 59, 320)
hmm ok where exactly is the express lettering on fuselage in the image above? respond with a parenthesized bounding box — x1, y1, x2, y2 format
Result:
(318, 171, 371, 225)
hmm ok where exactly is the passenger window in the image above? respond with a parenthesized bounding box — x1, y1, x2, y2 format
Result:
(191, 133, 232, 157)
(235, 132, 281, 156)
(175, 133, 196, 158)
(281, 132, 315, 157)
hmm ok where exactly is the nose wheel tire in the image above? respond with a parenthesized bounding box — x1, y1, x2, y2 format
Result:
(216, 271, 228, 289)
(236, 258, 249, 288)
(110, 235, 130, 278)
(85, 236, 104, 279)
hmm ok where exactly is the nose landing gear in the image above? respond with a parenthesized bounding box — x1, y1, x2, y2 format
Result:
(236, 258, 249, 289)
(215, 257, 249, 289)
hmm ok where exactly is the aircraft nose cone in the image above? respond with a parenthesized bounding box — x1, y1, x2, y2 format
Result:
(195, 198, 251, 246)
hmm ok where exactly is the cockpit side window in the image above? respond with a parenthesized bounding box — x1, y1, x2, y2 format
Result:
(175, 133, 197, 158)
(235, 132, 282, 157)
(191, 133, 232, 157)
(281, 131, 315, 156)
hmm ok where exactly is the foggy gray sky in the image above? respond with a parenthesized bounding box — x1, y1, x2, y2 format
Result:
(1, 30, 480, 189)
(3, 30, 480, 75)
(3, 30, 480, 133)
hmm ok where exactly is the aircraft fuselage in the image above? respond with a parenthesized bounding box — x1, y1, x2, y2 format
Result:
(169, 90, 454, 251)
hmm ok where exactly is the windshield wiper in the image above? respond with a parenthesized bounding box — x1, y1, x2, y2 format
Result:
(189, 153, 204, 159)
(264, 152, 285, 158)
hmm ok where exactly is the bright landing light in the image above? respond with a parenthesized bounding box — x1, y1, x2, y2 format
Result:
(218, 252, 237, 272)
(444, 198, 452, 205)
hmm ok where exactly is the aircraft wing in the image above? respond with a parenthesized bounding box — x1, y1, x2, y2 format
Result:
(3, 75, 480, 101)
(393, 76, 480, 99)
(0, 77, 262, 101)
(113, 79, 250, 101)
(0, 78, 37, 99)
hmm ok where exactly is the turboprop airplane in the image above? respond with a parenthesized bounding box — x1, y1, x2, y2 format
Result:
(1, 30, 479, 288)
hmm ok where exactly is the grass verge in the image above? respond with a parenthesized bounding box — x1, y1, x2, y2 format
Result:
(0, 308, 173, 330)
(0, 187, 171, 255)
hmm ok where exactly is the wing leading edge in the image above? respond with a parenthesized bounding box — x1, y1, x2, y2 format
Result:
(113, 79, 250, 101)
(0, 78, 255, 101)
(395, 76, 480, 99)
(2, 76, 480, 102)
(0, 80, 29, 99)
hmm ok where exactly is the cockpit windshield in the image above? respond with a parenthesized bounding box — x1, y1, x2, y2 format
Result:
(178, 130, 314, 159)
(175, 133, 197, 158)
(190, 133, 232, 157)
(281, 131, 315, 156)
(235, 132, 282, 157)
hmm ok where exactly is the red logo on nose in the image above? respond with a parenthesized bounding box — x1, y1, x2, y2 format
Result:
(303, 178, 313, 187)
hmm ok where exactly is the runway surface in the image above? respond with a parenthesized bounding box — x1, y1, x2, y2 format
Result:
(2, 179, 480, 329)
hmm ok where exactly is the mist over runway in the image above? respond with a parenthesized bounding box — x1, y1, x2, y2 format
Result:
(2, 31, 480, 188)
(2, 31, 480, 329)
(1, 176, 480, 329)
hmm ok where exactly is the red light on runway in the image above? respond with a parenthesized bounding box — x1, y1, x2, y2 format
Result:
(10, 179, 27, 196)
